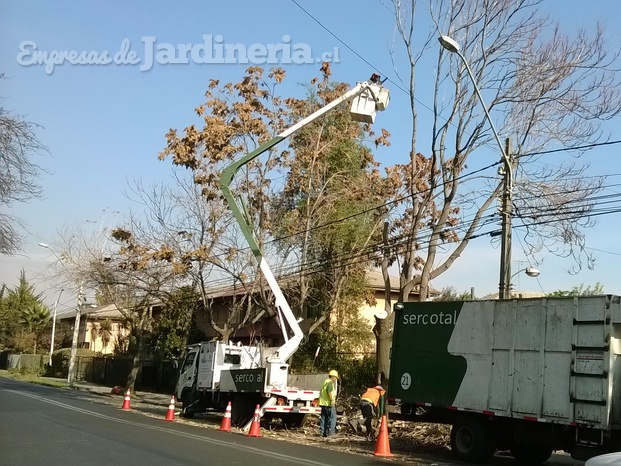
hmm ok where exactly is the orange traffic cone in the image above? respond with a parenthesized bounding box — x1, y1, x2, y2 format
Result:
(246, 404, 262, 437)
(121, 388, 131, 410)
(374, 415, 393, 457)
(164, 395, 176, 421)
(219, 401, 232, 432)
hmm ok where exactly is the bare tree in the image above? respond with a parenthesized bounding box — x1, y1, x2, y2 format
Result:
(0, 92, 47, 254)
(375, 0, 621, 381)
(121, 174, 266, 343)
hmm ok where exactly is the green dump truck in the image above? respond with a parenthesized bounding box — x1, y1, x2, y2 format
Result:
(388, 296, 621, 463)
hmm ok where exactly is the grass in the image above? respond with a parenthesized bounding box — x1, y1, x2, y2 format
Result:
(0, 369, 69, 389)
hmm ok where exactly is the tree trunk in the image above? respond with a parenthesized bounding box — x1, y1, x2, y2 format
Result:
(125, 335, 144, 392)
(374, 314, 394, 387)
(376, 222, 394, 386)
(126, 312, 149, 391)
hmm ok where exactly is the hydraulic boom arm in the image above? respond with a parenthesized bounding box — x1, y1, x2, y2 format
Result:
(219, 79, 389, 364)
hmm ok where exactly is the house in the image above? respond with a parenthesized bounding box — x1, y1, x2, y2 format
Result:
(358, 270, 417, 325)
(192, 269, 428, 350)
(57, 303, 165, 355)
(58, 304, 128, 355)
(57, 270, 429, 354)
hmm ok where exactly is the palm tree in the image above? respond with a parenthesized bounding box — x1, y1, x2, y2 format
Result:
(99, 319, 114, 353)
(90, 321, 100, 352)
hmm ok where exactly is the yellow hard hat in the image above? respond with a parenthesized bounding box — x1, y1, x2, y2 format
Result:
(329, 370, 339, 379)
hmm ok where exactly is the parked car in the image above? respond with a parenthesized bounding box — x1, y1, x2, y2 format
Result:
(585, 453, 621, 465)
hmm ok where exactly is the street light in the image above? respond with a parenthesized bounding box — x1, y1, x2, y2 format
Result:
(38, 242, 83, 387)
(438, 35, 514, 299)
(510, 265, 540, 284)
(509, 267, 540, 298)
(48, 288, 63, 366)
(38, 243, 65, 366)
(512, 266, 540, 279)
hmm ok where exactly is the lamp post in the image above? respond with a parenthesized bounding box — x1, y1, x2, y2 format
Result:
(509, 266, 540, 297)
(438, 35, 514, 299)
(511, 266, 540, 280)
(48, 288, 64, 366)
(38, 242, 84, 387)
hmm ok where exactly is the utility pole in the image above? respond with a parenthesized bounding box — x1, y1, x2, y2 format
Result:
(498, 138, 513, 299)
(67, 282, 84, 388)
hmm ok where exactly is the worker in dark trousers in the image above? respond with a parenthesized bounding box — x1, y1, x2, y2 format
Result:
(319, 370, 339, 437)
(359, 385, 386, 438)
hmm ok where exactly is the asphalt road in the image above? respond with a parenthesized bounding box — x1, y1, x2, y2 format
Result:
(0, 377, 389, 466)
(0, 377, 585, 465)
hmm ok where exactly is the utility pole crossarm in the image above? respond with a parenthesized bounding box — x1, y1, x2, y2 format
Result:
(219, 79, 389, 363)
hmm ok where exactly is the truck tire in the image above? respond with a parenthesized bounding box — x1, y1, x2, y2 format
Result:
(231, 396, 255, 427)
(510, 443, 552, 464)
(282, 413, 307, 429)
(450, 418, 496, 463)
(180, 390, 195, 418)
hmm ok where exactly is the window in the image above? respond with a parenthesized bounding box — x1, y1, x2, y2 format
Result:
(224, 353, 240, 365)
(181, 352, 196, 374)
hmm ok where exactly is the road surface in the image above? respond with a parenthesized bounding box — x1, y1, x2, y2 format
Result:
(0, 377, 584, 465)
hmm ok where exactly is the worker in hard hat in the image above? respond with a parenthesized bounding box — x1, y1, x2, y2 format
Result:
(319, 370, 339, 437)
(359, 384, 386, 438)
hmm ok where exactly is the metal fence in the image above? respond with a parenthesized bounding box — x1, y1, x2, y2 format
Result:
(75, 356, 177, 393)
(2, 352, 44, 372)
(0, 351, 177, 393)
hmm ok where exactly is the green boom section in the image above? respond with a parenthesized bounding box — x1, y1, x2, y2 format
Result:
(219, 135, 286, 262)
(389, 301, 467, 407)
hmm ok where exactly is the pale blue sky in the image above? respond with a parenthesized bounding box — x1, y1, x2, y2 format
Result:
(2, 1, 621, 313)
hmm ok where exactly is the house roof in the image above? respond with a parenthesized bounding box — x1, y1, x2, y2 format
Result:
(366, 269, 439, 297)
(59, 303, 126, 321)
(483, 290, 546, 299)
(58, 270, 435, 323)
(207, 269, 419, 298)
(366, 270, 400, 292)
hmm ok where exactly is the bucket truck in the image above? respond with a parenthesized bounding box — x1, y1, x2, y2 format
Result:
(175, 77, 390, 427)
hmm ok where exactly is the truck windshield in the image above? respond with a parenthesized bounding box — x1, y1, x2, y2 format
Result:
(181, 352, 196, 373)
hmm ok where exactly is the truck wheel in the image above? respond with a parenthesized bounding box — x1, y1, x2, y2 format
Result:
(450, 418, 495, 463)
(282, 413, 307, 429)
(510, 443, 552, 464)
(231, 397, 254, 427)
(180, 390, 195, 418)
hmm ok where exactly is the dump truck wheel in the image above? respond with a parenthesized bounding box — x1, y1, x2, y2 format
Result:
(180, 389, 195, 418)
(231, 396, 254, 427)
(282, 413, 307, 429)
(450, 418, 495, 463)
(510, 443, 552, 464)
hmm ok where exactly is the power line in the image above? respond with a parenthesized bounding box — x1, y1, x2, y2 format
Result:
(289, 0, 410, 96)
(518, 139, 621, 158)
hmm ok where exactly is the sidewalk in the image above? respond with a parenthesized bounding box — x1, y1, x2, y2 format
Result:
(0, 371, 172, 408)
(71, 379, 173, 407)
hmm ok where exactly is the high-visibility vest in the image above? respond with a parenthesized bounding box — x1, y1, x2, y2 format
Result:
(319, 378, 334, 406)
(360, 387, 386, 408)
